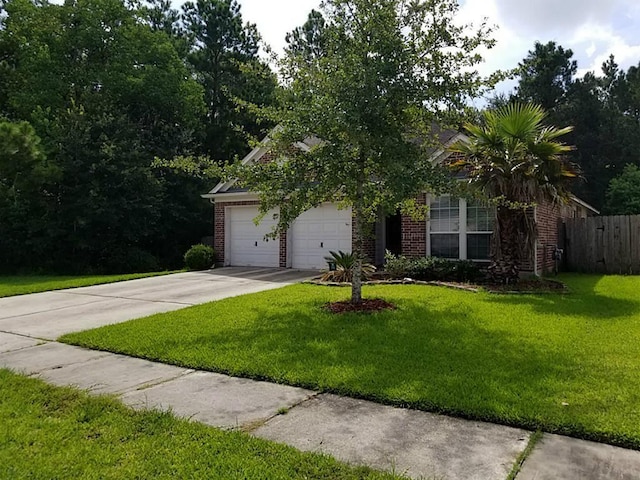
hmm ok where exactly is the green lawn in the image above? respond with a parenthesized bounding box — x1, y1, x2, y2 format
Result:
(0, 370, 401, 480)
(61, 274, 640, 449)
(0, 272, 179, 298)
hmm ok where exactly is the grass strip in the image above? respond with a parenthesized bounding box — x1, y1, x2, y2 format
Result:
(506, 431, 543, 480)
(0, 369, 403, 480)
(0, 271, 180, 297)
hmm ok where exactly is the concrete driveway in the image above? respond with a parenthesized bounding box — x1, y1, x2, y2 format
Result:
(0, 268, 314, 340)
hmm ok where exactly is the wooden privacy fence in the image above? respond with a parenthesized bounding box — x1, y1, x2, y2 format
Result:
(563, 215, 640, 274)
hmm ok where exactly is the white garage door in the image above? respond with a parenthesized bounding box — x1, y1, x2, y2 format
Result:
(227, 206, 279, 267)
(291, 204, 352, 270)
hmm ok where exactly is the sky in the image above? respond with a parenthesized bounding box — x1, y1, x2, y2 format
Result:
(234, 0, 640, 99)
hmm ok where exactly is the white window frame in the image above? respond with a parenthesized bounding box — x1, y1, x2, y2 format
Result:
(426, 195, 493, 261)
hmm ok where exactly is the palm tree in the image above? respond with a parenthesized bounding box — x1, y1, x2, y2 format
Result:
(449, 103, 578, 284)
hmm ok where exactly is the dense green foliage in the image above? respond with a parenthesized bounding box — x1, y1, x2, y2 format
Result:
(0, 0, 275, 274)
(225, 0, 497, 302)
(383, 252, 481, 282)
(0, 370, 402, 479)
(604, 164, 640, 215)
(181, 0, 277, 161)
(320, 250, 376, 282)
(506, 42, 640, 209)
(0, 272, 176, 297)
(183, 244, 215, 270)
(450, 103, 577, 283)
(63, 275, 640, 449)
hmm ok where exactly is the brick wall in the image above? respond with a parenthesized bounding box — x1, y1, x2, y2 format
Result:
(401, 193, 427, 258)
(535, 200, 562, 274)
(258, 151, 276, 164)
(352, 220, 376, 263)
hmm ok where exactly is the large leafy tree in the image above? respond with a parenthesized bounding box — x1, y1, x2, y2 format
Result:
(0, 121, 59, 272)
(181, 0, 277, 161)
(0, 0, 207, 273)
(604, 164, 640, 215)
(227, 0, 497, 303)
(450, 103, 577, 284)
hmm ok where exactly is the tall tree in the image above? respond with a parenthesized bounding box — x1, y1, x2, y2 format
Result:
(515, 41, 577, 114)
(143, 0, 180, 36)
(0, 0, 207, 273)
(226, 0, 496, 304)
(0, 120, 58, 272)
(604, 164, 640, 215)
(450, 103, 577, 284)
(285, 9, 326, 61)
(181, 0, 276, 161)
(562, 58, 640, 208)
(510, 43, 640, 209)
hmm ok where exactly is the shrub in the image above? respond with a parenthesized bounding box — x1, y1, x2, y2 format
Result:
(383, 250, 412, 278)
(184, 244, 215, 271)
(383, 251, 482, 283)
(320, 251, 376, 282)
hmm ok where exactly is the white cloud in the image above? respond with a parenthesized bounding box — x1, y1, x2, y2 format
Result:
(237, 0, 321, 54)
(204, 0, 640, 93)
(457, 0, 640, 93)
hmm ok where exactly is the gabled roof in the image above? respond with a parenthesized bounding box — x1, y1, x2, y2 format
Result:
(203, 129, 322, 198)
(202, 127, 466, 199)
(570, 195, 600, 215)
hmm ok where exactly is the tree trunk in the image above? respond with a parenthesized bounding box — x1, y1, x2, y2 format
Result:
(351, 179, 365, 304)
(489, 206, 522, 284)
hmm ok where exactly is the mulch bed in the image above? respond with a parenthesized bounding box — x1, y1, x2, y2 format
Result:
(310, 277, 568, 295)
(324, 298, 397, 314)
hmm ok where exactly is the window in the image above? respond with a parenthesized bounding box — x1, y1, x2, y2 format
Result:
(466, 200, 493, 260)
(429, 196, 493, 261)
(429, 196, 460, 259)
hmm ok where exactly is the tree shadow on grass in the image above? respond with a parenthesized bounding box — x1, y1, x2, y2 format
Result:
(153, 296, 609, 436)
(482, 274, 640, 319)
(63, 282, 640, 447)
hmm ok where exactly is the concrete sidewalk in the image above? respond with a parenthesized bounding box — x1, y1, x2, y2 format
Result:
(2, 332, 639, 480)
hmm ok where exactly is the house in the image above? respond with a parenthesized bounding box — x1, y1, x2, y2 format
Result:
(203, 132, 599, 275)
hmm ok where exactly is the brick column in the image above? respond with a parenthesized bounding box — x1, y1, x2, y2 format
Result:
(214, 203, 225, 265)
(401, 193, 427, 258)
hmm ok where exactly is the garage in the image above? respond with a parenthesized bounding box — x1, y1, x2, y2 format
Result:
(290, 204, 352, 270)
(226, 206, 279, 267)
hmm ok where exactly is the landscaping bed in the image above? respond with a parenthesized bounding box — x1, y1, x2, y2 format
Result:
(61, 274, 640, 449)
(0, 370, 401, 480)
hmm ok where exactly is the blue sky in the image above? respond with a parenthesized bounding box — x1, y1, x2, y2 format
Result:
(233, 0, 640, 98)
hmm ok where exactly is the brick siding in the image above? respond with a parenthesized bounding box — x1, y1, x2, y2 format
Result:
(401, 193, 427, 258)
(535, 200, 568, 275)
(352, 219, 376, 263)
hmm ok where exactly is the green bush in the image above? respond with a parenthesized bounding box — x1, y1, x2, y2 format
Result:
(384, 251, 482, 282)
(383, 250, 412, 278)
(320, 250, 376, 282)
(184, 244, 215, 271)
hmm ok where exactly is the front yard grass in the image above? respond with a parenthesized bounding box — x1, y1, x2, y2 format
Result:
(0, 272, 178, 298)
(0, 369, 401, 480)
(61, 274, 640, 449)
